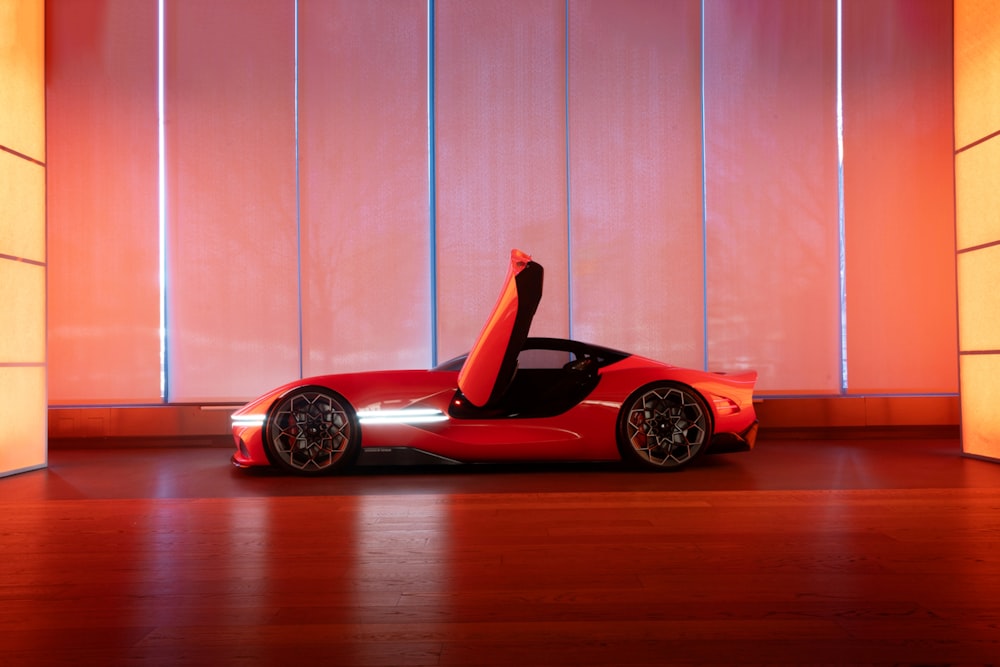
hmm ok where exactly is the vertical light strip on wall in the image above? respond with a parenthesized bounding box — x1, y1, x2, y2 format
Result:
(836, 0, 848, 392)
(294, 0, 304, 379)
(428, 0, 439, 366)
(699, 0, 709, 371)
(157, 0, 168, 401)
(564, 0, 573, 339)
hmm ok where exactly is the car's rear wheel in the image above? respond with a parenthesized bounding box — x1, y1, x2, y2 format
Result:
(264, 386, 359, 475)
(616, 382, 712, 471)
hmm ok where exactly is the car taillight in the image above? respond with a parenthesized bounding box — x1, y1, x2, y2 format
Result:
(712, 396, 740, 415)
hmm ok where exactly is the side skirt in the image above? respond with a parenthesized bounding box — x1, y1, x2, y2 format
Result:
(357, 447, 463, 467)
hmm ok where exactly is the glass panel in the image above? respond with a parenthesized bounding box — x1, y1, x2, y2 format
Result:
(958, 245, 1000, 354)
(956, 0, 1000, 461)
(704, 0, 841, 392)
(46, 0, 161, 404)
(0, 0, 43, 158)
(960, 354, 1000, 461)
(0, 261, 45, 363)
(298, 0, 431, 376)
(842, 0, 957, 394)
(956, 138, 1000, 251)
(518, 348, 572, 370)
(0, 152, 44, 262)
(165, 0, 298, 402)
(434, 0, 569, 362)
(567, 0, 704, 367)
(0, 366, 46, 476)
(954, 0, 1000, 149)
(0, 0, 45, 477)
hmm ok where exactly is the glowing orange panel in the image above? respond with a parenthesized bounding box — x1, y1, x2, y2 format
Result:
(955, 138, 1000, 251)
(954, 0, 1000, 149)
(434, 0, 569, 362)
(0, 151, 44, 262)
(298, 0, 431, 376)
(704, 0, 840, 392)
(957, 245, 1000, 354)
(960, 354, 1000, 461)
(567, 0, 704, 368)
(0, 261, 45, 364)
(1, 0, 45, 478)
(956, 0, 1000, 462)
(842, 0, 957, 394)
(165, 0, 298, 402)
(0, 0, 43, 158)
(46, 0, 162, 404)
(0, 367, 46, 476)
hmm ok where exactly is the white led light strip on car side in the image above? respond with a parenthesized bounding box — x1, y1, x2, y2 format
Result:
(231, 409, 448, 428)
(356, 409, 449, 425)
(231, 416, 266, 428)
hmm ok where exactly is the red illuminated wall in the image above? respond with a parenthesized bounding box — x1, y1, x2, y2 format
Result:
(299, 1, 432, 378)
(46, 0, 161, 404)
(46, 0, 957, 411)
(843, 0, 957, 394)
(568, 0, 704, 369)
(704, 0, 841, 393)
(163, 0, 300, 403)
(435, 0, 570, 358)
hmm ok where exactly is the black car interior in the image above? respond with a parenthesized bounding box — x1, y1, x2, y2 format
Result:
(449, 338, 629, 419)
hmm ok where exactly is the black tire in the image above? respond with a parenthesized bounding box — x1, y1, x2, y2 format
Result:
(616, 382, 713, 471)
(264, 386, 360, 476)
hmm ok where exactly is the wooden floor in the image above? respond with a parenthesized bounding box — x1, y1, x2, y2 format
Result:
(2, 431, 1000, 666)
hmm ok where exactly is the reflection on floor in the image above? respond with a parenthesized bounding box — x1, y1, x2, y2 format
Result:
(2, 431, 999, 665)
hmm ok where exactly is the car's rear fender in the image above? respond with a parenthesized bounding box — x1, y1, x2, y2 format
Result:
(595, 358, 757, 435)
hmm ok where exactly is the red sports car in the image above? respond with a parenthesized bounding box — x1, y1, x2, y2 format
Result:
(230, 249, 758, 475)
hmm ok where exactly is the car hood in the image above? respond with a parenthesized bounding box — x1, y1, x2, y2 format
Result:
(457, 249, 543, 408)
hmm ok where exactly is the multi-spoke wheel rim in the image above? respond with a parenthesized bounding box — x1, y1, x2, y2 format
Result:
(267, 390, 353, 472)
(624, 386, 708, 468)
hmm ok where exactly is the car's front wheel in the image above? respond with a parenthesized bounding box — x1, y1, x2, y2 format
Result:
(264, 386, 359, 475)
(616, 382, 712, 471)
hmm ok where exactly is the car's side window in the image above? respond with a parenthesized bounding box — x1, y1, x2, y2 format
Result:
(517, 348, 574, 370)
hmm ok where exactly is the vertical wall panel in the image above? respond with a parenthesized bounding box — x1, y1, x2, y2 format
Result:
(955, 183, 1000, 459)
(0, 0, 44, 157)
(954, 0, 1000, 149)
(955, 0, 1000, 460)
(434, 0, 568, 361)
(842, 0, 956, 395)
(959, 354, 1000, 459)
(1, 150, 44, 262)
(704, 0, 840, 391)
(0, 366, 46, 475)
(165, 0, 298, 402)
(46, 0, 161, 404)
(1, 0, 45, 476)
(299, 0, 430, 376)
(956, 138, 1000, 251)
(0, 261, 45, 363)
(957, 245, 1000, 352)
(567, 0, 704, 366)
